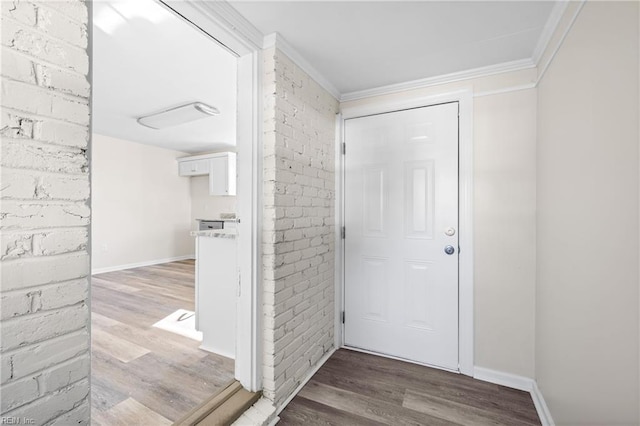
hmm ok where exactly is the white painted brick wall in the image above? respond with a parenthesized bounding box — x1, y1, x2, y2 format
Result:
(262, 47, 338, 407)
(1, 1, 90, 424)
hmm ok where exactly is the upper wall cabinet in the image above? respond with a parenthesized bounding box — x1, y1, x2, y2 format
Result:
(177, 152, 236, 196)
(209, 153, 236, 196)
(178, 158, 210, 176)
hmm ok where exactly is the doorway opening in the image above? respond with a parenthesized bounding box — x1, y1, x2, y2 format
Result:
(90, 0, 261, 422)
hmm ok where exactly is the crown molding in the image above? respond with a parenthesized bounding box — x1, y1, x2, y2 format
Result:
(176, 0, 579, 103)
(531, 0, 570, 66)
(340, 58, 535, 102)
(536, 0, 586, 85)
(263, 32, 341, 101)
(473, 82, 537, 98)
(185, 1, 264, 51)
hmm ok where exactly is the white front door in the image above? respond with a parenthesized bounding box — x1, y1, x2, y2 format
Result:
(343, 102, 459, 370)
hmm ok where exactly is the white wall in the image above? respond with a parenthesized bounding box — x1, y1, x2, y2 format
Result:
(536, 2, 640, 424)
(190, 175, 236, 231)
(1, 1, 91, 423)
(262, 47, 339, 406)
(92, 134, 193, 271)
(341, 71, 538, 378)
(473, 90, 537, 377)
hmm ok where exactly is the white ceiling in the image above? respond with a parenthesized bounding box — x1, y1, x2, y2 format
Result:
(231, 1, 557, 95)
(93, 0, 237, 154)
(93, 1, 557, 153)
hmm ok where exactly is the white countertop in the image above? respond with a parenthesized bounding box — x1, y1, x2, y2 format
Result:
(190, 229, 236, 239)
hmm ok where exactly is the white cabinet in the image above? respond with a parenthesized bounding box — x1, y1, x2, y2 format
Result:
(209, 153, 236, 196)
(177, 152, 236, 196)
(178, 159, 210, 176)
(195, 234, 236, 358)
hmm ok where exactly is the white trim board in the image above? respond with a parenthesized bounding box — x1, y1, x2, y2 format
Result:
(231, 398, 278, 426)
(531, 0, 570, 66)
(532, 381, 556, 426)
(267, 418, 279, 426)
(334, 113, 344, 351)
(473, 82, 537, 99)
(474, 367, 555, 426)
(535, 0, 586, 85)
(160, 0, 263, 55)
(340, 58, 535, 102)
(338, 89, 475, 377)
(473, 366, 534, 392)
(91, 254, 195, 275)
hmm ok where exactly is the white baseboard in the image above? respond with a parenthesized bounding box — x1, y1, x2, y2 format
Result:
(275, 347, 337, 415)
(473, 366, 534, 392)
(231, 397, 278, 426)
(531, 381, 555, 426)
(474, 366, 555, 426)
(91, 255, 195, 275)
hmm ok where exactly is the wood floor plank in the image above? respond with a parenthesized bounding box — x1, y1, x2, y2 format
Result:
(92, 398, 172, 426)
(298, 380, 458, 426)
(91, 312, 126, 329)
(91, 277, 143, 294)
(279, 396, 387, 426)
(329, 349, 503, 396)
(91, 327, 151, 363)
(92, 338, 207, 421)
(280, 349, 542, 426)
(403, 388, 539, 426)
(315, 353, 538, 423)
(125, 351, 233, 402)
(91, 376, 128, 412)
(95, 278, 195, 310)
(309, 360, 408, 406)
(91, 260, 233, 424)
(326, 349, 537, 413)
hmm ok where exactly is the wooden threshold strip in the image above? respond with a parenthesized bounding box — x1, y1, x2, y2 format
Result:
(173, 380, 262, 426)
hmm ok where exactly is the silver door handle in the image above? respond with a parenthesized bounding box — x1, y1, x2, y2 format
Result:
(444, 245, 455, 255)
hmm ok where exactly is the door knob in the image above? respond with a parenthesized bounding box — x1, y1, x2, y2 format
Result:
(444, 245, 455, 255)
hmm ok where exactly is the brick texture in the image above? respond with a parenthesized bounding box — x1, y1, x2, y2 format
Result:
(262, 47, 339, 406)
(0, 1, 90, 424)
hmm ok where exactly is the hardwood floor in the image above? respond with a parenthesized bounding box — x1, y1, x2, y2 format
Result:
(279, 349, 541, 426)
(91, 260, 235, 425)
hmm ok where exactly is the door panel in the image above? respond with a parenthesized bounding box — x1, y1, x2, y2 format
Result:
(362, 256, 390, 322)
(404, 161, 435, 239)
(344, 102, 459, 370)
(362, 166, 388, 238)
(404, 260, 435, 331)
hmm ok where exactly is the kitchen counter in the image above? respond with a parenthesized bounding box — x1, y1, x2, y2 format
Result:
(190, 230, 236, 239)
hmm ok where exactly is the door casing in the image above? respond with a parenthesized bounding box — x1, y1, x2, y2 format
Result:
(336, 89, 474, 376)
